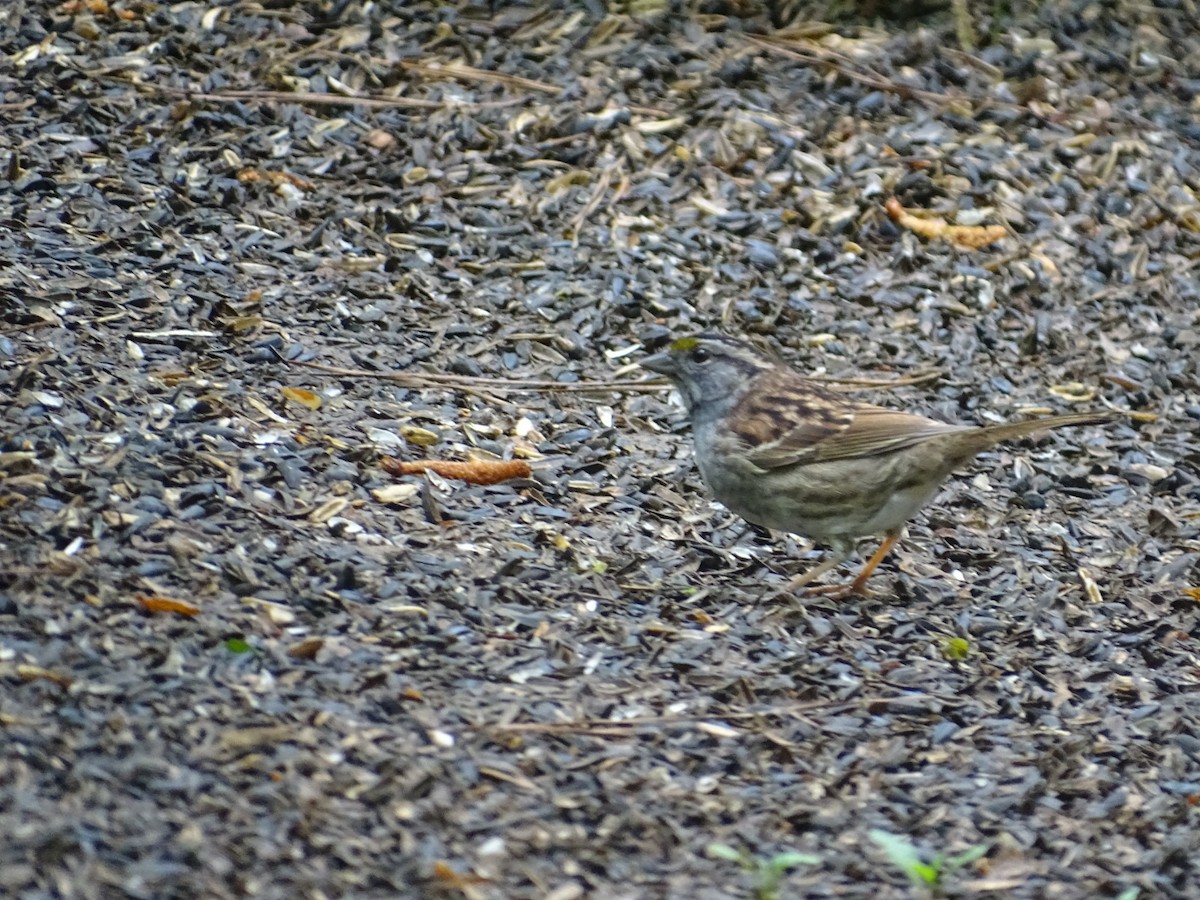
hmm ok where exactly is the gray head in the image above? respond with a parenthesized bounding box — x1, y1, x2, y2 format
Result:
(640, 333, 774, 419)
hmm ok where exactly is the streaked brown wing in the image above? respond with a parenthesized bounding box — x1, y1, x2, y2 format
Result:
(733, 371, 855, 467)
(743, 375, 970, 469)
(790, 406, 972, 464)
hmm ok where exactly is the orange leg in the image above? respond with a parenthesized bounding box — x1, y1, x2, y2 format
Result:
(806, 529, 902, 599)
(848, 528, 901, 595)
(776, 547, 852, 597)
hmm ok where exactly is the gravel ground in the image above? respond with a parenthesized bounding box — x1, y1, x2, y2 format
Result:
(2, 1, 1199, 898)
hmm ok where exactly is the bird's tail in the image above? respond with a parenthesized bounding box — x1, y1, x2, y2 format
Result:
(977, 411, 1117, 445)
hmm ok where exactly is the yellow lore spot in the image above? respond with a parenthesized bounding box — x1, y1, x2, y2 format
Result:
(669, 336, 700, 352)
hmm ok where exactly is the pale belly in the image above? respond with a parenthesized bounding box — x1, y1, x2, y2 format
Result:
(697, 451, 946, 543)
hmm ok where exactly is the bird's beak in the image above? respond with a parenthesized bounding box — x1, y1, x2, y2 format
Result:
(640, 352, 677, 376)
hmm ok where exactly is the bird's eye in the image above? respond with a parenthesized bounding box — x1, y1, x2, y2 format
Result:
(690, 346, 711, 363)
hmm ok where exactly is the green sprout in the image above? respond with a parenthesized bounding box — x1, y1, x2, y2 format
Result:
(868, 830, 987, 896)
(941, 636, 971, 660)
(669, 336, 701, 352)
(224, 637, 254, 653)
(706, 842, 820, 900)
(224, 636, 267, 664)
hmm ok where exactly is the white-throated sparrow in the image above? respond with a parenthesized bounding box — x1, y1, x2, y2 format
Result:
(641, 334, 1115, 596)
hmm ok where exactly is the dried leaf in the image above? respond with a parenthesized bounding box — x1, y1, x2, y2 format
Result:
(364, 128, 395, 149)
(885, 197, 1006, 249)
(431, 861, 491, 888)
(1127, 463, 1169, 482)
(308, 497, 349, 523)
(380, 457, 532, 486)
(1077, 567, 1103, 603)
(371, 483, 420, 504)
(546, 170, 590, 193)
(138, 595, 201, 616)
(696, 721, 740, 738)
(17, 664, 73, 688)
(218, 725, 296, 752)
(1047, 382, 1097, 402)
(226, 315, 264, 332)
(236, 168, 315, 190)
(287, 638, 324, 659)
(399, 425, 440, 446)
(281, 386, 322, 410)
(636, 116, 687, 134)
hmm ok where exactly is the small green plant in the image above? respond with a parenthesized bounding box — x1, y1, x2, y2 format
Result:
(224, 637, 254, 654)
(868, 830, 987, 897)
(706, 842, 819, 900)
(940, 636, 971, 660)
(223, 636, 267, 667)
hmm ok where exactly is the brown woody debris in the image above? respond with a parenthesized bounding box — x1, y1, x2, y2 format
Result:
(380, 457, 532, 486)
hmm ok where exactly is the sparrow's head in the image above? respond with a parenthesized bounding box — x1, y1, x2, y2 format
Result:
(640, 334, 773, 416)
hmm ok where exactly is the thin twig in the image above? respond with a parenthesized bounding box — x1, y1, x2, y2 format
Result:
(398, 60, 563, 95)
(744, 33, 947, 104)
(818, 369, 943, 389)
(478, 693, 951, 736)
(146, 84, 524, 111)
(0, 320, 58, 336)
(288, 358, 942, 395)
(568, 161, 617, 244)
(288, 358, 666, 394)
(743, 32, 1162, 133)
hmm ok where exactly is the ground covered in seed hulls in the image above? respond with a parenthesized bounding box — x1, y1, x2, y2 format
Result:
(2, 1, 1199, 897)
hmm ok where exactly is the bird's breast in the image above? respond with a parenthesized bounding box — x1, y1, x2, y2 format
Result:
(694, 441, 949, 542)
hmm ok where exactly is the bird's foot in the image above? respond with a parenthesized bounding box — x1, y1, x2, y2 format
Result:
(804, 581, 872, 600)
